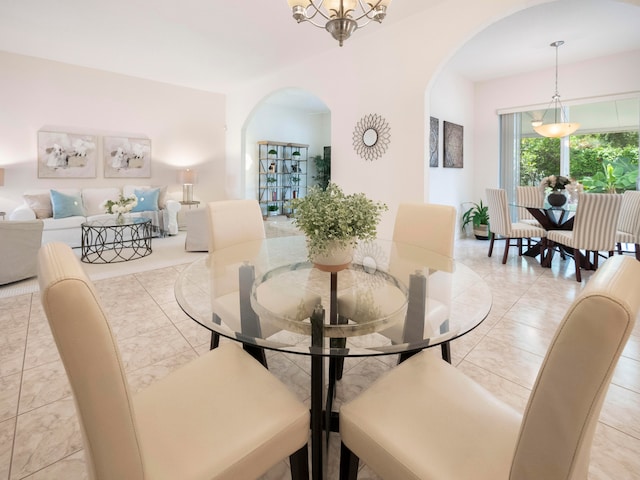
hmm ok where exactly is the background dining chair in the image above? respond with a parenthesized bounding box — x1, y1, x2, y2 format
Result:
(615, 190, 640, 261)
(515, 185, 545, 227)
(37, 242, 310, 480)
(339, 254, 640, 480)
(485, 188, 547, 264)
(337, 202, 457, 363)
(546, 192, 622, 282)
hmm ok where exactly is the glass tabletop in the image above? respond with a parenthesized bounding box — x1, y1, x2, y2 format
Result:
(175, 236, 492, 357)
(82, 216, 151, 228)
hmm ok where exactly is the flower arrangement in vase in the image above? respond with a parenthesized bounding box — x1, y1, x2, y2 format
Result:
(540, 174, 571, 207)
(101, 194, 138, 223)
(291, 182, 387, 271)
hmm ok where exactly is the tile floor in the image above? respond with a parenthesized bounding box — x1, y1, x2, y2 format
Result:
(1, 238, 639, 479)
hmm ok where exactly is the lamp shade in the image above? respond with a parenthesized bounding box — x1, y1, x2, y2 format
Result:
(533, 122, 580, 138)
(178, 168, 196, 185)
(0, 168, 4, 187)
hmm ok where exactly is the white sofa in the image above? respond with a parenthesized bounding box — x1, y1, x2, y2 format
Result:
(9, 186, 180, 247)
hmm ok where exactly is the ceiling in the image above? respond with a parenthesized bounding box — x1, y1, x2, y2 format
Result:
(0, 0, 638, 96)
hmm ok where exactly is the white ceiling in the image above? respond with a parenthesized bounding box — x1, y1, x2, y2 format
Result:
(0, 0, 638, 96)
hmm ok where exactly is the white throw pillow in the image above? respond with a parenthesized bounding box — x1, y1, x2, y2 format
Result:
(82, 187, 121, 216)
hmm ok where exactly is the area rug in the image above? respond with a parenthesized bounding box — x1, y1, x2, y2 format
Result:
(0, 232, 206, 299)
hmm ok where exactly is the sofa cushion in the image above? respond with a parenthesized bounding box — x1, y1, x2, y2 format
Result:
(23, 193, 53, 219)
(82, 187, 121, 216)
(51, 190, 85, 219)
(123, 185, 167, 209)
(42, 216, 86, 230)
(132, 188, 160, 212)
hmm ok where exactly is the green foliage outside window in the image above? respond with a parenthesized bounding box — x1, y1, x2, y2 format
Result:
(520, 132, 638, 192)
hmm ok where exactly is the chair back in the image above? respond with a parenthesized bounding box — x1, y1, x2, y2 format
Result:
(617, 190, 640, 240)
(485, 188, 512, 236)
(392, 202, 456, 258)
(572, 193, 622, 251)
(37, 243, 145, 479)
(516, 186, 544, 222)
(207, 199, 266, 253)
(510, 255, 640, 480)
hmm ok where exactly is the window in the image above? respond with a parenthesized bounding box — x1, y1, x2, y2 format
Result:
(502, 96, 640, 195)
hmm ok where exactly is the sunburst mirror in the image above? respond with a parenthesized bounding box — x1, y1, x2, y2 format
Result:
(352, 114, 391, 161)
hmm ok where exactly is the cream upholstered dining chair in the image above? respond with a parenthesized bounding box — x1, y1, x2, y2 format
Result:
(546, 192, 622, 282)
(616, 190, 640, 261)
(485, 188, 547, 264)
(206, 200, 267, 350)
(37, 243, 310, 480)
(337, 202, 457, 363)
(206, 199, 319, 358)
(339, 254, 640, 480)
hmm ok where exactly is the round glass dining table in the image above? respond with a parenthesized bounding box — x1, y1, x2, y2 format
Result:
(175, 235, 492, 480)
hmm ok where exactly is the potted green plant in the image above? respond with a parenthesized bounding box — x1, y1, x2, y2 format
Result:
(267, 175, 277, 184)
(291, 182, 387, 270)
(461, 200, 490, 240)
(291, 175, 300, 184)
(268, 149, 278, 159)
(267, 204, 280, 216)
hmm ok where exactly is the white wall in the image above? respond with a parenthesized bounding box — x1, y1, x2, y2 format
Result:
(0, 51, 226, 214)
(428, 68, 476, 228)
(225, 0, 548, 239)
(244, 101, 330, 200)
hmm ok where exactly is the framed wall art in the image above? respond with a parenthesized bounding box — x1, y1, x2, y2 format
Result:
(37, 131, 97, 178)
(443, 121, 463, 168)
(103, 136, 151, 178)
(429, 116, 439, 168)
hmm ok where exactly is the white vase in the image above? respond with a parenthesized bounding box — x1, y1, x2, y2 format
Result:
(310, 241, 354, 272)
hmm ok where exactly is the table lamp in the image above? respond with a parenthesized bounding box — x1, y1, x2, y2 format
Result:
(178, 168, 196, 202)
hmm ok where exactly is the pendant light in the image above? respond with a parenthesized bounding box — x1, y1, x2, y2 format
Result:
(533, 40, 580, 138)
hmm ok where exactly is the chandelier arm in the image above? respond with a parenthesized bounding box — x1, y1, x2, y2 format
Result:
(352, 0, 382, 21)
(305, 0, 332, 22)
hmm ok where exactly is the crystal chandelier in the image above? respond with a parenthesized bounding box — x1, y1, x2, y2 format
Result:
(532, 40, 580, 138)
(286, 0, 392, 47)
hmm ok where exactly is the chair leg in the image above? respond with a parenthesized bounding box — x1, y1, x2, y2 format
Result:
(573, 248, 582, 282)
(339, 442, 360, 480)
(289, 444, 310, 480)
(636, 244, 640, 261)
(501, 238, 510, 264)
(210, 332, 219, 350)
(617, 242, 623, 255)
(441, 341, 451, 363)
(210, 313, 222, 350)
(488, 232, 495, 257)
(518, 237, 523, 256)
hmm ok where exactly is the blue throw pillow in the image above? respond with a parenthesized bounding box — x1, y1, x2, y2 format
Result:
(131, 188, 160, 212)
(50, 190, 85, 219)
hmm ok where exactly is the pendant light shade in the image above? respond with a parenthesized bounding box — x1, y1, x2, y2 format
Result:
(533, 41, 580, 138)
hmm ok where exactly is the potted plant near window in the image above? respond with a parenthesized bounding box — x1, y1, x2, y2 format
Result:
(461, 200, 490, 240)
(291, 182, 387, 271)
(267, 204, 280, 216)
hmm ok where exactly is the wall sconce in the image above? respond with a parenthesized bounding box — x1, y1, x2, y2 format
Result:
(178, 168, 196, 202)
